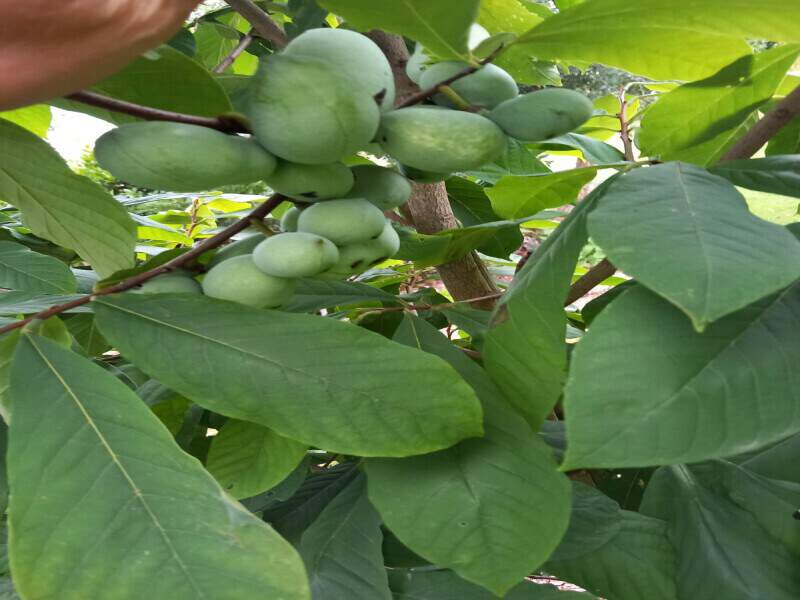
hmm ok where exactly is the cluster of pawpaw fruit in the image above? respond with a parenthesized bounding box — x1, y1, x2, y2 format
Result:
(95, 25, 594, 309)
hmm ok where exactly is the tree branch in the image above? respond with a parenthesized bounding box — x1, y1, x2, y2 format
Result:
(224, 0, 288, 49)
(214, 28, 256, 74)
(0, 195, 286, 336)
(720, 84, 800, 161)
(66, 91, 251, 133)
(564, 259, 616, 307)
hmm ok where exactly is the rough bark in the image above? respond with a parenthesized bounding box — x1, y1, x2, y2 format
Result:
(367, 31, 500, 308)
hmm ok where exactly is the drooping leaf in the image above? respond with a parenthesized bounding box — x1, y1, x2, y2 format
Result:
(640, 463, 800, 599)
(7, 334, 309, 599)
(0, 120, 136, 277)
(94, 294, 483, 457)
(300, 474, 392, 600)
(207, 419, 308, 500)
(710, 155, 800, 199)
(484, 182, 608, 428)
(464, 139, 551, 183)
(0, 241, 76, 294)
(317, 0, 479, 60)
(639, 46, 800, 165)
(529, 134, 626, 166)
(368, 315, 570, 596)
(563, 283, 800, 469)
(518, 0, 766, 81)
(486, 168, 596, 219)
(588, 162, 800, 329)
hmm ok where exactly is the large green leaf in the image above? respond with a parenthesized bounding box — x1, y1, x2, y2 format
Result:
(710, 155, 800, 199)
(518, 0, 758, 80)
(486, 168, 597, 219)
(0, 292, 90, 316)
(484, 182, 606, 428)
(546, 511, 679, 600)
(7, 334, 309, 599)
(284, 278, 399, 313)
(639, 46, 800, 165)
(207, 419, 308, 500)
(640, 463, 800, 599)
(766, 114, 800, 155)
(0, 120, 136, 277)
(588, 162, 800, 329)
(549, 483, 621, 561)
(0, 105, 51, 137)
(390, 569, 599, 599)
(0, 241, 76, 294)
(300, 474, 391, 600)
(367, 315, 570, 596)
(563, 283, 800, 469)
(94, 294, 483, 457)
(740, 433, 800, 484)
(317, 0, 479, 59)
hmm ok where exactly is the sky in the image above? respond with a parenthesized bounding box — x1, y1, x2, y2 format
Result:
(48, 109, 112, 163)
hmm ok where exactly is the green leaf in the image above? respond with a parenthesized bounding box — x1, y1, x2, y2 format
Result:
(563, 283, 800, 470)
(0, 292, 90, 316)
(710, 155, 800, 199)
(767, 115, 800, 155)
(317, 0, 479, 59)
(528, 134, 626, 165)
(194, 22, 239, 71)
(589, 162, 800, 329)
(56, 46, 232, 125)
(740, 433, 800, 484)
(486, 168, 596, 219)
(94, 294, 483, 457)
(640, 463, 800, 599)
(549, 483, 621, 561)
(0, 241, 76, 294)
(484, 182, 606, 428)
(300, 474, 392, 600)
(7, 334, 309, 600)
(0, 105, 51, 137)
(64, 314, 111, 357)
(285, 278, 399, 313)
(368, 315, 570, 596)
(546, 511, 679, 600)
(207, 419, 308, 500)
(0, 120, 136, 277)
(396, 220, 519, 267)
(518, 0, 759, 80)
(464, 138, 551, 183)
(390, 569, 599, 599)
(639, 46, 800, 165)
(447, 178, 523, 259)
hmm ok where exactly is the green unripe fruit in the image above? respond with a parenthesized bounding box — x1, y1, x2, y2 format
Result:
(334, 222, 400, 273)
(266, 162, 354, 201)
(95, 122, 277, 192)
(253, 232, 339, 278)
(379, 107, 506, 173)
(298, 198, 386, 245)
(284, 28, 395, 110)
(249, 55, 380, 164)
(488, 89, 594, 141)
(132, 272, 202, 295)
(400, 165, 450, 183)
(407, 24, 490, 84)
(420, 62, 518, 109)
(202, 255, 295, 308)
(208, 233, 266, 268)
(280, 207, 301, 232)
(349, 165, 412, 210)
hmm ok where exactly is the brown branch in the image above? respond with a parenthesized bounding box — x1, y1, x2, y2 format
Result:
(214, 29, 256, 74)
(224, 0, 288, 49)
(617, 85, 636, 162)
(720, 84, 800, 161)
(565, 259, 616, 307)
(0, 195, 286, 336)
(66, 91, 251, 134)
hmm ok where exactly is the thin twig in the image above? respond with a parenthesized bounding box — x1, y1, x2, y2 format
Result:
(395, 45, 507, 109)
(0, 196, 286, 336)
(224, 0, 288, 49)
(617, 84, 636, 162)
(564, 259, 616, 307)
(66, 91, 251, 134)
(214, 29, 256, 74)
(720, 84, 800, 161)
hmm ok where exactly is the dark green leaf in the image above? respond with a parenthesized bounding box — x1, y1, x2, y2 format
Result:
(0, 241, 76, 294)
(284, 278, 399, 313)
(549, 483, 621, 561)
(286, 0, 329, 38)
(710, 155, 800, 199)
(64, 314, 111, 356)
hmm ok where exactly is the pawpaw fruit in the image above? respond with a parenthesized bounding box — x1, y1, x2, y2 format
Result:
(249, 54, 380, 164)
(253, 232, 339, 278)
(297, 198, 386, 245)
(132, 271, 201, 295)
(208, 233, 266, 268)
(331, 221, 401, 275)
(488, 89, 594, 141)
(407, 24, 490, 84)
(266, 161, 354, 201)
(202, 255, 295, 308)
(349, 165, 412, 210)
(420, 62, 518, 109)
(280, 207, 301, 232)
(378, 107, 506, 173)
(95, 122, 276, 192)
(284, 28, 395, 110)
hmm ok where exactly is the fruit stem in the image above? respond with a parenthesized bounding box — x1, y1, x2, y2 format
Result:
(438, 86, 473, 111)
